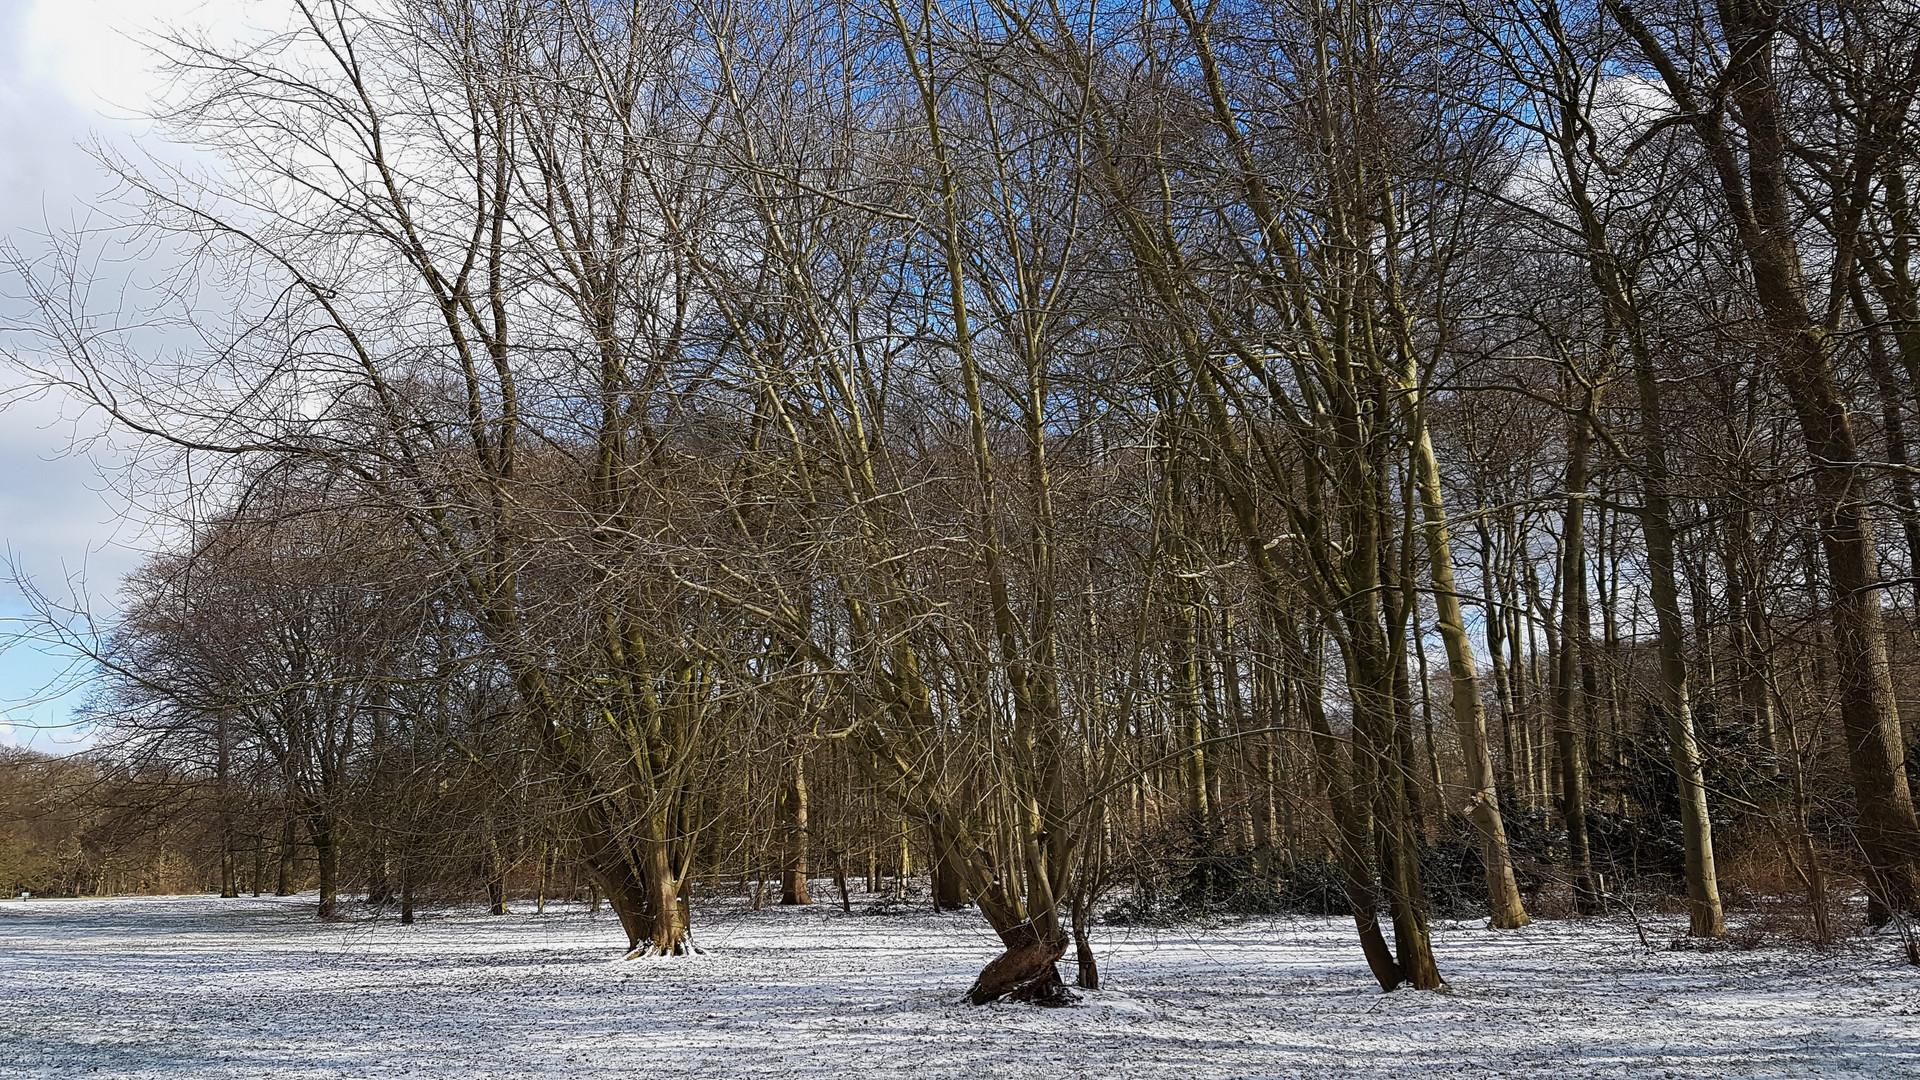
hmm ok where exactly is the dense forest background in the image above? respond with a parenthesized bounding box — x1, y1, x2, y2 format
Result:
(6, 0, 1920, 1001)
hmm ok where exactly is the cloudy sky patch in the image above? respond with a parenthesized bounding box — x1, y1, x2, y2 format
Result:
(1, 0, 253, 750)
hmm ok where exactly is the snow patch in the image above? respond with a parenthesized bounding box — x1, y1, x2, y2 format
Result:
(1, 894, 1916, 1077)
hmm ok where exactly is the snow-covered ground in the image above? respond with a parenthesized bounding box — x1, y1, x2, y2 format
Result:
(2, 892, 1915, 1078)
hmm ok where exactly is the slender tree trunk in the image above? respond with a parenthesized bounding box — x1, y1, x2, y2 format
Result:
(486, 833, 509, 917)
(399, 851, 415, 926)
(216, 713, 237, 899)
(781, 753, 812, 906)
(1250, 733, 1276, 879)
(311, 817, 338, 919)
(1634, 340, 1725, 937)
(1480, 520, 1521, 808)
(1726, 511, 1783, 772)
(1553, 406, 1602, 914)
(1857, 283, 1920, 594)
(1068, 889, 1101, 991)
(275, 811, 297, 897)
(1779, 695, 1834, 947)
(219, 832, 236, 900)
(1411, 423, 1529, 927)
(537, 842, 550, 915)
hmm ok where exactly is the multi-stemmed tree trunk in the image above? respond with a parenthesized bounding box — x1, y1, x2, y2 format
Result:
(897, 0, 1086, 999)
(1343, 497, 1445, 991)
(1292, 627, 1412, 989)
(677, 0, 1114, 1001)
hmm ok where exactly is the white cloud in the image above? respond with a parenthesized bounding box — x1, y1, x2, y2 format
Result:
(22, 0, 257, 116)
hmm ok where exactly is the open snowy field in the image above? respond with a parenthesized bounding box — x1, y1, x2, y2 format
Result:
(2, 893, 1916, 1078)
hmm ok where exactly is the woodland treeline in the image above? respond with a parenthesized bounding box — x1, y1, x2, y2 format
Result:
(6, 0, 1920, 1002)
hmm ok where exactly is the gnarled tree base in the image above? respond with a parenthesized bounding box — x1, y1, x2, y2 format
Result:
(968, 927, 1076, 1006)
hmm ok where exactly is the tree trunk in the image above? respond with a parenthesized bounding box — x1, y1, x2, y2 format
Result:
(1301, 658, 1405, 991)
(1856, 281, 1920, 600)
(1480, 518, 1521, 808)
(1726, 512, 1783, 772)
(894, 820, 912, 901)
(1071, 893, 1099, 991)
(1552, 406, 1602, 914)
(634, 831, 691, 957)
(487, 834, 508, 916)
(365, 706, 390, 906)
(399, 854, 415, 926)
(1633, 322, 1725, 938)
(275, 812, 297, 897)
(1250, 733, 1276, 879)
(932, 830, 970, 911)
(577, 816, 683, 956)
(216, 713, 237, 899)
(1411, 420, 1529, 927)
(537, 842, 550, 915)
(1780, 697, 1834, 947)
(311, 818, 338, 919)
(780, 753, 812, 906)
(219, 824, 237, 900)
(1762, 237, 1920, 925)
(367, 849, 391, 908)
(967, 918, 1072, 1006)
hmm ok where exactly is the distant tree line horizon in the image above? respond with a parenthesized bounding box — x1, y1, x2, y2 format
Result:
(5, 0, 1920, 1001)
